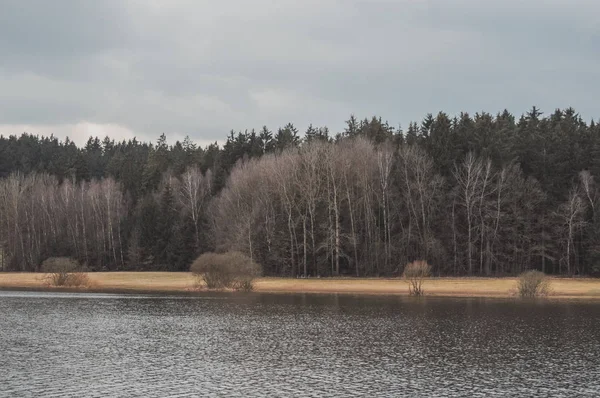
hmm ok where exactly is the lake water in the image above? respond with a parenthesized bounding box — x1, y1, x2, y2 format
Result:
(1, 291, 599, 397)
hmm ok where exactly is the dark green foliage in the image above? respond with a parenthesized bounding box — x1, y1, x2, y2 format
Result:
(1, 108, 600, 275)
(343, 116, 395, 144)
(304, 124, 331, 143)
(275, 123, 300, 150)
(154, 183, 178, 267)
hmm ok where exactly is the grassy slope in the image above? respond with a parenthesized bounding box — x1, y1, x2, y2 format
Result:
(1, 272, 600, 298)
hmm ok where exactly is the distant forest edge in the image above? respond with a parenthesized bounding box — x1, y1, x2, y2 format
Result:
(1, 107, 600, 277)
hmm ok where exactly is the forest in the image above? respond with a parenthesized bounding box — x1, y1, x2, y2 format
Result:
(1, 107, 599, 277)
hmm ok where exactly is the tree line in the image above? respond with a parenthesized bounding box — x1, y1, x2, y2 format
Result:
(1, 107, 599, 276)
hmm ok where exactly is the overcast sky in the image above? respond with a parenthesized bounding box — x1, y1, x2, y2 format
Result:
(0, 0, 598, 147)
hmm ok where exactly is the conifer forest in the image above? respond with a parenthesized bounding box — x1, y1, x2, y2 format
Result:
(1, 107, 599, 277)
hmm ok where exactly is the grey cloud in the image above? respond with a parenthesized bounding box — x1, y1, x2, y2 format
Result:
(0, 1, 130, 61)
(0, 0, 599, 144)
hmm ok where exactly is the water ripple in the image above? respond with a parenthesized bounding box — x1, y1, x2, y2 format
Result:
(0, 292, 599, 397)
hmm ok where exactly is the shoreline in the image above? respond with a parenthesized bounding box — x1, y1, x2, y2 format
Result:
(1, 272, 600, 299)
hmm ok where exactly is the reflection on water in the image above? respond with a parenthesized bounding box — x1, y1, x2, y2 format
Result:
(1, 291, 599, 397)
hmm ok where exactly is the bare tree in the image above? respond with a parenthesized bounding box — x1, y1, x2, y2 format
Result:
(323, 143, 345, 275)
(556, 188, 586, 275)
(0, 173, 28, 270)
(213, 159, 259, 259)
(177, 165, 213, 252)
(376, 142, 395, 273)
(579, 170, 596, 214)
(273, 150, 300, 275)
(453, 153, 485, 275)
(297, 142, 325, 276)
(339, 137, 377, 276)
(397, 145, 444, 265)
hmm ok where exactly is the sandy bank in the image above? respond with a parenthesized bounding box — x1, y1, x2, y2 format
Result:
(1, 272, 600, 299)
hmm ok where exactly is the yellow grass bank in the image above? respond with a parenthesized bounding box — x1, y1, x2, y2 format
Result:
(1, 272, 600, 299)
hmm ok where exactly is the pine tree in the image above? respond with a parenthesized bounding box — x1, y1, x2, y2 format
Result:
(142, 134, 170, 192)
(275, 123, 299, 150)
(154, 182, 178, 270)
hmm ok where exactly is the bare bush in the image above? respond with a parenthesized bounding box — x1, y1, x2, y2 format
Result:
(403, 260, 431, 296)
(232, 278, 255, 292)
(191, 252, 233, 289)
(517, 270, 550, 298)
(190, 251, 261, 291)
(63, 272, 90, 287)
(41, 257, 89, 287)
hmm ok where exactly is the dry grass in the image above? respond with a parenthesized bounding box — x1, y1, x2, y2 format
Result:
(0, 272, 190, 293)
(1, 273, 600, 298)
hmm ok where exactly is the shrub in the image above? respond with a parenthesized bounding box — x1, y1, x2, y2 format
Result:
(41, 257, 89, 287)
(190, 251, 261, 291)
(403, 260, 431, 296)
(62, 272, 90, 287)
(517, 270, 550, 298)
(191, 252, 233, 289)
(233, 278, 255, 293)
